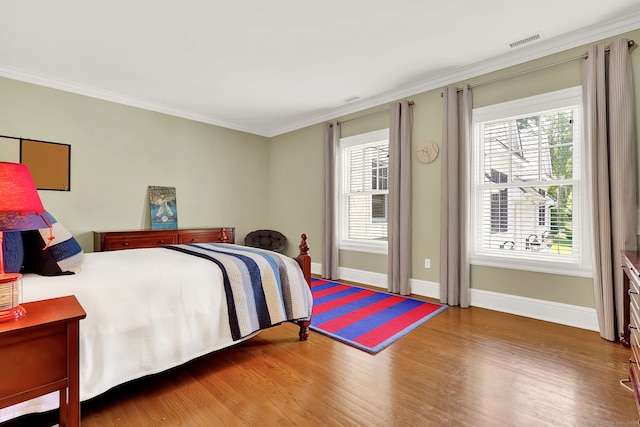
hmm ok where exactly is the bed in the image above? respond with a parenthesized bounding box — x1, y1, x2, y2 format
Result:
(0, 228, 313, 423)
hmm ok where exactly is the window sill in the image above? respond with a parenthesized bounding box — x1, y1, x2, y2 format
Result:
(339, 241, 388, 255)
(470, 255, 592, 278)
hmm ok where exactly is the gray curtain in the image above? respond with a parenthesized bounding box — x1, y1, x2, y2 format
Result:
(440, 86, 472, 307)
(582, 38, 637, 341)
(322, 121, 340, 279)
(388, 100, 414, 295)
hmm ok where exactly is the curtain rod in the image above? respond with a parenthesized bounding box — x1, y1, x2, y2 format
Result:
(338, 101, 414, 125)
(444, 39, 636, 94)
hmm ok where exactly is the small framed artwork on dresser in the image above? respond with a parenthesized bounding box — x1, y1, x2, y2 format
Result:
(149, 186, 178, 230)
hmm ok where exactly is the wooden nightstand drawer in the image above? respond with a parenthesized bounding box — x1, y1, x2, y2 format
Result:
(0, 325, 67, 397)
(0, 296, 86, 427)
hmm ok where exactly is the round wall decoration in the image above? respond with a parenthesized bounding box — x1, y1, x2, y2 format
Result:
(416, 140, 439, 164)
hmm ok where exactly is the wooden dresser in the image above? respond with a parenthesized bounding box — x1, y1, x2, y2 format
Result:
(622, 250, 640, 414)
(93, 227, 235, 252)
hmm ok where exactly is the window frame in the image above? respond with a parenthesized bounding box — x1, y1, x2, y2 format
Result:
(338, 128, 390, 255)
(470, 86, 592, 278)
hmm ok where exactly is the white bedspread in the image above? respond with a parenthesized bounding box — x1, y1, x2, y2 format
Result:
(0, 247, 263, 422)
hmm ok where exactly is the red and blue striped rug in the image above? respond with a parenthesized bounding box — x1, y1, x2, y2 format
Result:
(310, 278, 447, 354)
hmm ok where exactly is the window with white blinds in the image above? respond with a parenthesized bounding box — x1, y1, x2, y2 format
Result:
(470, 87, 591, 277)
(338, 129, 389, 254)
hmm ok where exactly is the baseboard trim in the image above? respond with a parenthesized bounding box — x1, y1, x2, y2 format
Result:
(471, 289, 599, 331)
(311, 265, 598, 332)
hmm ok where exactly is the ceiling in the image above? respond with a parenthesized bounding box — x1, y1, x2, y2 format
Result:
(1, 1, 639, 137)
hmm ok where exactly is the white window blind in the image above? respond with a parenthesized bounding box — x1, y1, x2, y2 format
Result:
(339, 129, 389, 253)
(471, 87, 591, 277)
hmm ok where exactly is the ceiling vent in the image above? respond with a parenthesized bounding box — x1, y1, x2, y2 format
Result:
(509, 32, 543, 49)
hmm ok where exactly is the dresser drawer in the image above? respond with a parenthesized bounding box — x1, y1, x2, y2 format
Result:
(630, 309, 640, 364)
(178, 230, 222, 244)
(626, 257, 640, 292)
(101, 232, 178, 250)
(632, 290, 640, 325)
(631, 360, 640, 415)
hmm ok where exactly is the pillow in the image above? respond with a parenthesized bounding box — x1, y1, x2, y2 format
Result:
(1, 231, 24, 273)
(22, 212, 83, 276)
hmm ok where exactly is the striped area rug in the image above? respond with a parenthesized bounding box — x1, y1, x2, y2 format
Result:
(310, 278, 447, 354)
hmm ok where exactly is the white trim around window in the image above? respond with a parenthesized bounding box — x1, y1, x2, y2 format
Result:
(338, 128, 390, 255)
(470, 86, 592, 278)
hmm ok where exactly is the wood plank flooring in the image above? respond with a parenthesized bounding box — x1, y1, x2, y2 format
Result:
(3, 303, 638, 426)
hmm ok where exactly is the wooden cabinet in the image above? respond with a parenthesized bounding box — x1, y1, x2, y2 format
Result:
(622, 250, 640, 415)
(93, 227, 235, 252)
(0, 296, 86, 427)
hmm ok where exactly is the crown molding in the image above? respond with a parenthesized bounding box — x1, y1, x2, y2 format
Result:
(2, 10, 639, 139)
(266, 10, 640, 137)
(0, 64, 273, 137)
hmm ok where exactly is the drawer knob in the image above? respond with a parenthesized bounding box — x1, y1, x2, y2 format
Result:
(630, 324, 638, 330)
(158, 240, 165, 244)
(629, 289, 638, 296)
(123, 242, 129, 246)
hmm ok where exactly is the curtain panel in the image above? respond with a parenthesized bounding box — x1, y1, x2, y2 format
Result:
(322, 121, 340, 280)
(440, 86, 472, 307)
(583, 38, 637, 341)
(388, 100, 414, 295)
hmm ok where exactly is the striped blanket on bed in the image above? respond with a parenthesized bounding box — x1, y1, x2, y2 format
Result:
(164, 243, 313, 341)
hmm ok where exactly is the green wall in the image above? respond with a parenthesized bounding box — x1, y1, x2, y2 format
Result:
(0, 78, 272, 251)
(269, 28, 640, 309)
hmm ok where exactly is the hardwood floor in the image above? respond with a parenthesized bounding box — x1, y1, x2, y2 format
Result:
(3, 304, 638, 426)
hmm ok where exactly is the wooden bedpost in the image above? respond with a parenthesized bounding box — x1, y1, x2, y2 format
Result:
(295, 233, 312, 341)
(295, 233, 312, 287)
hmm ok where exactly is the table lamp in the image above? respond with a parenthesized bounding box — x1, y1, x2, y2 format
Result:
(0, 161, 51, 322)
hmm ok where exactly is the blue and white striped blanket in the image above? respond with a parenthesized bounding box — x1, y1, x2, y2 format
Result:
(164, 243, 313, 341)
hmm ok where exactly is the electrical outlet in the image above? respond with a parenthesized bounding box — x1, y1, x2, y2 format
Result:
(424, 258, 431, 269)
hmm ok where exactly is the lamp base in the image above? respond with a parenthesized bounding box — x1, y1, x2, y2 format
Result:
(0, 304, 26, 322)
(0, 272, 25, 322)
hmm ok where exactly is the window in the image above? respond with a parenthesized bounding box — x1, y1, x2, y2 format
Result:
(470, 87, 591, 277)
(338, 129, 389, 254)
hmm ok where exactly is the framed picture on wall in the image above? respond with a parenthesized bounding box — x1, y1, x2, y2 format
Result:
(0, 136, 71, 191)
(149, 186, 178, 230)
(21, 139, 71, 191)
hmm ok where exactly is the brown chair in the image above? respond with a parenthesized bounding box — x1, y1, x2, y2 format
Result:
(244, 229, 287, 253)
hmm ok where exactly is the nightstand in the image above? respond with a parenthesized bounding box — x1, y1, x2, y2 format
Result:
(0, 295, 86, 427)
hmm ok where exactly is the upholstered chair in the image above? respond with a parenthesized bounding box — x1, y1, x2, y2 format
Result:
(244, 229, 287, 253)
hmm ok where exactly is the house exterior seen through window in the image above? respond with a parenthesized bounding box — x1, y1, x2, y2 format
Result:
(471, 87, 591, 277)
(339, 128, 389, 254)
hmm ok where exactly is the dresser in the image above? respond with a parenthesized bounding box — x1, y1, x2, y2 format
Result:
(622, 250, 640, 414)
(93, 227, 235, 252)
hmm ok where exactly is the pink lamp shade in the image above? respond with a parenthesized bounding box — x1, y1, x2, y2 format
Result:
(0, 161, 51, 322)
